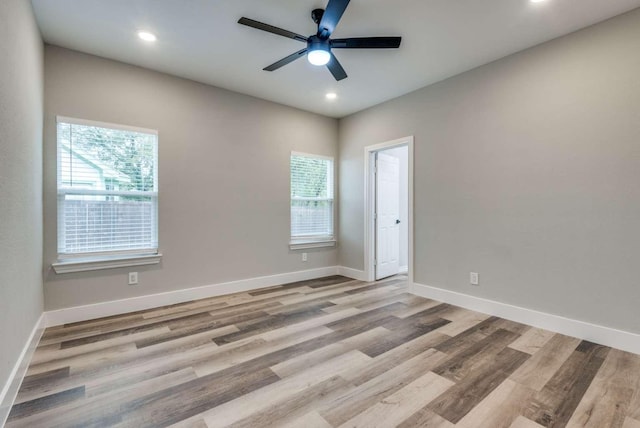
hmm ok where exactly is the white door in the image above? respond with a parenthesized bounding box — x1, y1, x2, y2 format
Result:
(376, 152, 401, 279)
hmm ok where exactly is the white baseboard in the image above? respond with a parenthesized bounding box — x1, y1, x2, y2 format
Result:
(0, 313, 45, 427)
(45, 266, 340, 327)
(411, 282, 640, 355)
(337, 266, 368, 281)
(398, 265, 409, 274)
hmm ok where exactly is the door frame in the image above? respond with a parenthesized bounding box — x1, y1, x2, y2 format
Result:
(364, 136, 414, 284)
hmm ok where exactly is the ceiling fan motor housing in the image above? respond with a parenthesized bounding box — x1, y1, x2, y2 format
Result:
(308, 35, 330, 52)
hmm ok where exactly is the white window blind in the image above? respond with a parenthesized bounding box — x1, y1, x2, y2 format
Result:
(57, 117, 158, 258)
(290, 153, 334, 242)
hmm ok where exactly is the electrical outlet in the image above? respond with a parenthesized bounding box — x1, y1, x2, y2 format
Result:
(128, 272, 139, 285)
(470, 272, 479, 286)
(302, 253, 308, 262)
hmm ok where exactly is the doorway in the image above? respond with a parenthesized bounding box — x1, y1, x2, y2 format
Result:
(364, 137, 413, 283)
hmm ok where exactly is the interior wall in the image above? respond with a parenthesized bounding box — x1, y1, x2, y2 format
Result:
(379, 146, 409, 270)
(338, 8, 640, 334)
(44, 46, 338, 310)
(0, 0, 44, 394)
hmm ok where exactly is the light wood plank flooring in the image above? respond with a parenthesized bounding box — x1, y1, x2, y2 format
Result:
(7, 275, 640, 427)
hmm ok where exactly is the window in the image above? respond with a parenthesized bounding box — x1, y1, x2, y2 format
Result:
(290, 152, 335, 248)
(56, 117, 158, 260)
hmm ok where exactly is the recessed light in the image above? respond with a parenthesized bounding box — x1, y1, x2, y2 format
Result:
(325, 92, 337, 100)
(137, 31, 157, 42)
(530, 0, 546, 3)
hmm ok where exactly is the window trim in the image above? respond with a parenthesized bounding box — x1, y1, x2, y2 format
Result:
(52, 253, 163, 274)
(289, 240, 336, 250)
(57, 116, 158, 136)
(54, 116, 160, 272)
(289, 151, 336, 250)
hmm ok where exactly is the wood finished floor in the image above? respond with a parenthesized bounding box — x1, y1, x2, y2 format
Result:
(7, 275, 640, 428)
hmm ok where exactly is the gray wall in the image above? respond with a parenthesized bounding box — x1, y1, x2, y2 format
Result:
(44, 46, 338, 310)
(339, 9, 640, 334)
(0, 0, 44, 392)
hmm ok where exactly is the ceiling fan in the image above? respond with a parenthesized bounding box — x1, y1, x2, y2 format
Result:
(238, 0, 402, 81)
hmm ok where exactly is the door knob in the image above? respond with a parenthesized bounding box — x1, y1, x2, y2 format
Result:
(396, 219, 401, 224)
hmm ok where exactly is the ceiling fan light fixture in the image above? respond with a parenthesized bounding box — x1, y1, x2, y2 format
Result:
(307, 36, 331, 66)
(308, 49, 331, 66)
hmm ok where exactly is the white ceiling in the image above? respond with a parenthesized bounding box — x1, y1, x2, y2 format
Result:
(32, 0, 640, 118)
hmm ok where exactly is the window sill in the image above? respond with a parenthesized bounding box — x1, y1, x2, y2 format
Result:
(289, 240, 336, 250)
(52, 253, 163, 274)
